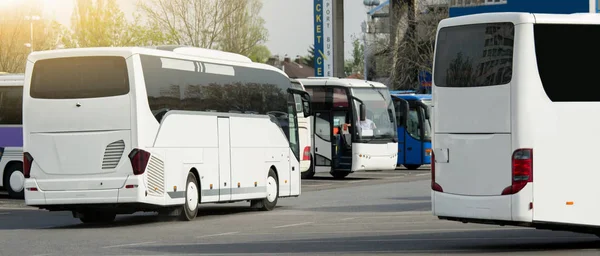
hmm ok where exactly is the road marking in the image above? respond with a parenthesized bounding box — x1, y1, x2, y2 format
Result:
(273, 222, 313, 228)
(102, 241, 155, 249)
(416, 173, 430, 176)
(0, 212, 10, 215)
(341, 217, 357, 221)
(197, 232, 240, 238)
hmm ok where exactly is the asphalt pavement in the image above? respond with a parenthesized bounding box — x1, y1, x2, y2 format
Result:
(0, 168, 599, 256)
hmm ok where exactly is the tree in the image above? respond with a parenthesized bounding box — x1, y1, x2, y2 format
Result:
(345, 37, 365, 76)
(247, 45, 271, 63)
(138, 0, 269, 55)
(219, 0, 268, 56)
(388, 1, 448, 90)
(64, 0, 161, 48)
(0, 4, 64, 73)
(303, 44, 315, 68)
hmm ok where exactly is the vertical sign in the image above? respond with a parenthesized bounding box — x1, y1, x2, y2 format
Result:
(314, 0, 334, 77)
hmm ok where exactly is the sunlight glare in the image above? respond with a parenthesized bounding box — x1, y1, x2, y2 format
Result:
(0, 0, 19, 8)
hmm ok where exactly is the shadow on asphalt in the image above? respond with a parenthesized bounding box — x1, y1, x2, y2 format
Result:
(305, 176, 376, 181)
(301, 202, 431, 213)
(130, 230, 600, 254)
(0, 204, 270, 230)
(387, 196, 431, 201)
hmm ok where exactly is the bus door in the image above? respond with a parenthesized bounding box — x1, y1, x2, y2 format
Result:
(404, 100, 430, 169)
(393, 97, 409, 165)
(313, 111, 333, 173)
(332, 111, 352, 172)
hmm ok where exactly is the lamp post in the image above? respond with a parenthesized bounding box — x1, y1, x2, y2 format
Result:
(24, 15, 40, 53)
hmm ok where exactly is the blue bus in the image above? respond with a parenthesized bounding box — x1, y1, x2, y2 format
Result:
(390, 91, 431, 170)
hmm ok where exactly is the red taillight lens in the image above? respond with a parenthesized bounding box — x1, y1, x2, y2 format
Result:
(431, 151, 443, 192)
(128, 149, 151, 175)
(23, 152, 33, 178)
(302, 146, 311, 161)
(502, 148, 533, 195)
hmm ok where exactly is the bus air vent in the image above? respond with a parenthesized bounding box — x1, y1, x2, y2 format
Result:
(102, 140, 125, 169)
(146, 155, 165, 196)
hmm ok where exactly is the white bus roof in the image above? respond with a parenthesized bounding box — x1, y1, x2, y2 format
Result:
(439, 12, 600, 29)
(0, 73, 24, 86)
(26, 46, 289, 78)
(296, 77, 389, 89)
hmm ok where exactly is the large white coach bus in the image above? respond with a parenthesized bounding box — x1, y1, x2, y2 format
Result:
(0, 73, 25, 199)
(22, 46, 312, 223)
(431, 12, 600, 235)
(298, 77, 398, 179)
(290, 79, 313, 178)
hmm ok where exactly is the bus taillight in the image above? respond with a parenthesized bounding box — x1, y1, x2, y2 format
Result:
(431, 152, 443, 192)
(128, 149, 151, 175)
(302, 146, 311, 161)
(502, 148, 533, 195)
(23, 152, 33, 178)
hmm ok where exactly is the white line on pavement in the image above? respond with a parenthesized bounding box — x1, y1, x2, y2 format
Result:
(102, 241, 155, 249)
(0, 212, 10, 215)
(340, 217, 357, 221)
(197, 232, 240, 238)
(273, 222, 313, 228)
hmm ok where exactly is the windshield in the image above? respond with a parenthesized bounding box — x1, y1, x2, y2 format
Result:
(351, 87, 397, 140)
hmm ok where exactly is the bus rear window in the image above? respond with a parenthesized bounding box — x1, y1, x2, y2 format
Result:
(30, 56, 129, 99)
(434, 22, 514, 87)
(0, 86, 22, 125)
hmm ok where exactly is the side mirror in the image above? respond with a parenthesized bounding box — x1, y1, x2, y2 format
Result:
(288, 87, 312, 117)
(359, 103, 366, 121)
(301, 93, 312, 117)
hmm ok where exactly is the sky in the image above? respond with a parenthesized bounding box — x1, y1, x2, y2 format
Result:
(32, 0, 371, 61)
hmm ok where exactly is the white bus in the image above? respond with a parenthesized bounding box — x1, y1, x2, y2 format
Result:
(298, 77, 398, 179)
(431, 12, 600, 235)
(23, 46, 312, 223)
(0, 73, 25, 199)
(290, 79, 313, 178)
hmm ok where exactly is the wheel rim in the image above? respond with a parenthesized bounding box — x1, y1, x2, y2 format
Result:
(266, 176, 277, 202)
(186, 182, 198, 212)
(9, 170, 24, 193)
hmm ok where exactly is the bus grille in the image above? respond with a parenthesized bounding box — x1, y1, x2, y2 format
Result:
(102, 140, 125, 169)
(146, 155, 165, 196)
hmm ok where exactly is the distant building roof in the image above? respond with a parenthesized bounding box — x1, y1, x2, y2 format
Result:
(267, 56, 315, 79)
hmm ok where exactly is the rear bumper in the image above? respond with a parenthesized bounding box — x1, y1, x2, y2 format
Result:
(300, 160, 310, 172)
(433, 182, 534, 223)
(24, 175, 145, 206)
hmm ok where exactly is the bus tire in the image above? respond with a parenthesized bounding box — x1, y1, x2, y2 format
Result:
(180, 172, 199, 221)
(331, 171, 349, 179)
(404, 164, 421, 170)
(252, 168, 278, 211)
(3, 163, 24, 199)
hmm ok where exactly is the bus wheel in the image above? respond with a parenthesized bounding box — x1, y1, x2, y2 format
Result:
(4, 163, 24, 199)
(180, 172, 199, 221)
(251, 168, 278, 211)
(331, 172, 349, 179)
(404, 164, 421, 170)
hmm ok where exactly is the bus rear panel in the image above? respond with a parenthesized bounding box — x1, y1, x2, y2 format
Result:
(433, 12, 600, 234)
